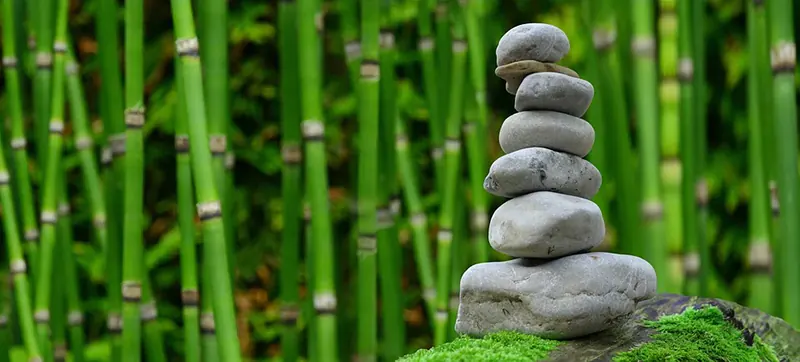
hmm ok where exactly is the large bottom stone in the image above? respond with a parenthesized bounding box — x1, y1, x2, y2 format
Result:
(455, 253, 657, 340)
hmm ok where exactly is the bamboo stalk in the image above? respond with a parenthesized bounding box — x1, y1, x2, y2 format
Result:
(141, 279, 167, 362)
(766, 0, 800, 326)
(55, 189, 84, 362)
(416, 0, 443, 198)
(174, 55, 202, 362)
(32, 0, 54, 170)
(340, 0, 360, 87)
(51, 198, 66, 362)
(278, 0, 303, 359)
(170, 0, 242, 359)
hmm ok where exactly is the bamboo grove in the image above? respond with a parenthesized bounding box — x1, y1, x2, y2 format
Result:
(0, 0, 796, 361)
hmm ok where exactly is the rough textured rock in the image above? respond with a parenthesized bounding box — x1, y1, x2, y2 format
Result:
(496, 23, 571, 65)
(495, 60, 580, 95)
(489, 192, 604, 258)
(484, 147, 601, 199)
(455, 253, 657, 340)
(499, 111, 595, 157)
(515, 72, 594, 117)
(542, 294, 800, 361)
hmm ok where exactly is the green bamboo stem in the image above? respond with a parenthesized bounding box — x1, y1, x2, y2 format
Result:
(657, 0, 683, 294)
(54, 192, 84, 362)
(417, 0, 443, 197)
(170, 1, 242, 359)
(32, 0, 68, 356)
(434, 0, 467, 345)
(356, 0, 380, 358)
(95, 0, 125, 357)
(0, 309, 9, 362)
(51, 202, 66, 362)
(395, 117, 436, 325)
(301, 202, 316, 362)
(32, 0, 54, 170)
(462, 0, 490, 263)
(120, 0, 146, 357)
(175, 54, 202, 362)
(377, 24, 405, 359)
(432, 0, 451, 197)
(447, 192, 467, 342)
(200, 268, 219, 362)
(767, 0, 800, 326)
(3, 0, 40, 281)
(141, 279, 167, 362)
(340, 0, 360, 87)
(745, 0, 774, 315)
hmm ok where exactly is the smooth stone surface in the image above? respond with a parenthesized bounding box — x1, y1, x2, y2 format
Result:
(496, 23, 570, 65)
(489, 192, 604, 258)
(454, 252, 658, 340)
(499, 111, 595, 157)
(515, 72, 595, 117)
(495, 60, 580, 95)
(484, 147, 601, 199)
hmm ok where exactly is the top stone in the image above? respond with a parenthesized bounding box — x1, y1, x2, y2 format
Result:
(496, 23, 570, 66)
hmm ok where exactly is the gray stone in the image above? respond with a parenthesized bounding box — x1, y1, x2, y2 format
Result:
(489, 192, 604, 258)
(484, 147, 601, 199)
(515, 72, 595, 117)
(499, 111, 595, 157)
(495, 60, 580, 95)
(496, 23, 570, 65)
(454, 252, 658, 340)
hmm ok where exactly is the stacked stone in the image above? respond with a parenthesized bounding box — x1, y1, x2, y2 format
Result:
(454, 23, 658, 340)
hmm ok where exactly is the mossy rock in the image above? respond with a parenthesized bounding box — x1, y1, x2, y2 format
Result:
(400, 293, 799, 361)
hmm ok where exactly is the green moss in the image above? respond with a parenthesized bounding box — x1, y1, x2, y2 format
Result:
(397, 331, 561, 362)
(613, 306, 780, 362)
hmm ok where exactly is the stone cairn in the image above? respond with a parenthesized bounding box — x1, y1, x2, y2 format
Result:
(454, 23, 658, 340)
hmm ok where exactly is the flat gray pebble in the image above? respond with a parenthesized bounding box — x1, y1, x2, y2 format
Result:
(515, 72, 594, 117)
(455, 252, 658, 340)
(484, 147, 601, 199)
(489, 192, 605, 258)
(496, 23, 570, 65)
(499, 111, 595, 157)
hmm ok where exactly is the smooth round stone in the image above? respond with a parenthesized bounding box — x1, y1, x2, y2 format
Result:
(455, 252, 658, 340)
(496, 23, 570, 66)
(499, 111, 595, 157)
(515, 72, 595, 117)
(483, 147, 601, 199)
(489, 192, 604, 258)
(495, 60, 580, 95)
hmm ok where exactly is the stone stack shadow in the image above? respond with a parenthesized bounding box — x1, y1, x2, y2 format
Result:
(454, 23, 659, 340)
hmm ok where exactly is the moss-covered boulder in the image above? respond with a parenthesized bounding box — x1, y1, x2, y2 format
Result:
(400, 294, 799, 361)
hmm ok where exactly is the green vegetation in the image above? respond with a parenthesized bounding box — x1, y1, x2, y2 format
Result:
(399, 331, 561, 362)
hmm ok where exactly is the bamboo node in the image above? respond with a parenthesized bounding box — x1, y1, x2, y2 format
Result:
(641, 201, 664, 221)
(344, 41, 362, 62)
(33, 309, 50, 323)
(695, 179, 709, 206)
(354, 355, 377, 362)
(313, 292, 337, 314)
(109, 134, 127, 156)
(471, 212, 488, 230)
(431, 147, 444, 159)
(301, 120, 325, 140)
(93, 214, 107, 228)
(54, 344, 67, 360)
(65, 61, 79, 75)
(445, 138, 461, 151)
(67, 310, 84, 326)
(124, 109, 146, 129)
(121, 281, 143, 302)
(390, 197, 402, 216)
(0, 171, 9, 185)
(181, 289, 200, 306)
(770, 41, 796, 73)
(200, 312, 216, 334)
(631, 36, 656, 58)
(175, 37, 200, 57)
(754, 0, 765, 6)
(48, 119, 65, 134)
(75, 135, 92, 150)
(395, 134, 408, 149)
(58, 202, 71, 216)
(35, 52, 53, 68)
(29, 357, 43, 362)
(174, 135, 190, 153)
(423, 288, 436, 302)
(209, 134, 227, 155)
(140, 302, 158, 321)
(748, 242, 772, 273)
(10, 137, 27, 150)
(462, 122, 475, 133)
(592, 29, 617, 50)
(410, 212, 427, 227)
(23, 229, 39, 241)
(435, 309, 448, 321)
(27, 36, 36, 50)
(303, 204, 312, 221)
(53, 41, 68, 54)
(280, 305, 300, 324)
(0, 315, 6, 327)
(197, 200, 223, 221)
(225, 152, 236, 169)
(40, 210, 58, 225)
(380, 32, 396, 49)
(437, 228, 453, 243)
(1, 56, 18, 68)
(452, 39, 468, 53)
(101, 147, 113, 165)
(9, 259, 27, 275)
(376, 207, 394, 229)
(435, 3, 448, 18)
(107, 313, 122, 332)
(449, 294, 459, 309)
(683, 252, 700, 277)
(769, 181, 780, 216)
(314, 12, 325, 33)
(357, 234, 377, 253)
(419, 37, 435, 51)
(360, 60, 381, 80)
(677, 58, 694, 81)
